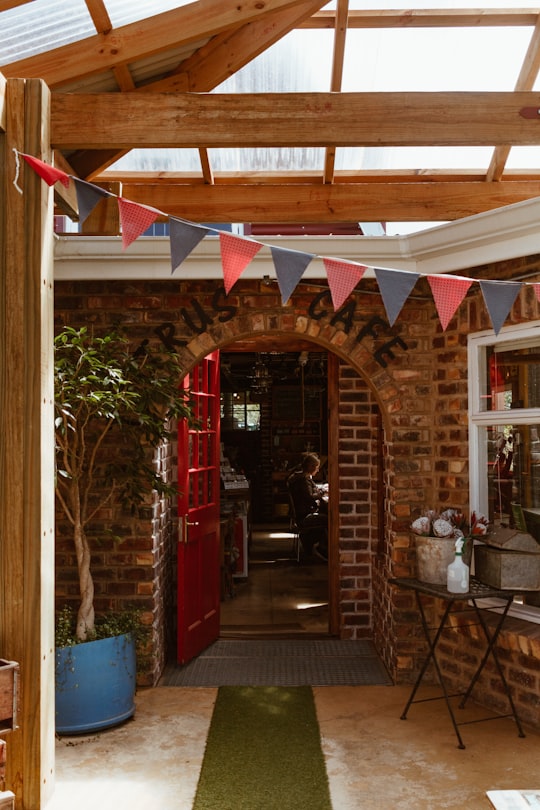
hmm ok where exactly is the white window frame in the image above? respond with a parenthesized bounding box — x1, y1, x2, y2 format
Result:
(468, 320, 540, 624)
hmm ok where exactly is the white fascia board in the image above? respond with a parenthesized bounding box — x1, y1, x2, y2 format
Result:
(53, 196, 540, 281)
(404, 196, 540, 275)
(53, 233, 410, 280)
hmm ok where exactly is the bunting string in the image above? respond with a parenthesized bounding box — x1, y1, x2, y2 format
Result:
(12, 148, 23, 195)
(16, 150, 540, 335)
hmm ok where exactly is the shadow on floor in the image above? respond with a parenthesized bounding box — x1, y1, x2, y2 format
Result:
(220, 523, 329, 637)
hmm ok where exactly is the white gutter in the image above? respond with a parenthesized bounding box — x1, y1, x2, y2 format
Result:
(54, 196, 540, 281)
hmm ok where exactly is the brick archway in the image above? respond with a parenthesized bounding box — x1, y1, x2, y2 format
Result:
(54, 277, 424, 686)
(174, 300, 397, 648)
(177, 299, 403, 428)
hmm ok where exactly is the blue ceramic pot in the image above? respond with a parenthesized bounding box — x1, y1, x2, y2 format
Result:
(55, 633, 136, 734)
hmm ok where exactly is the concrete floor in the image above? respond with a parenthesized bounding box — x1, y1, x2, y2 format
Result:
(48, 684, 540, 810)
(47, 528, 540, 809)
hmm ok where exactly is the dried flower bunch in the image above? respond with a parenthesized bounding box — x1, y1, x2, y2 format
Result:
(411, 509, 489, 541)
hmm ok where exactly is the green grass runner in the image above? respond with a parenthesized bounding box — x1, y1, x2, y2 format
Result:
(193, 686, 332, 810)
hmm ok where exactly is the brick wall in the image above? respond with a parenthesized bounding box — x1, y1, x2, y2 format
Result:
(55, 262, 540, 728)
(337, 362, 380, 638)
(55, 277, 404, 681)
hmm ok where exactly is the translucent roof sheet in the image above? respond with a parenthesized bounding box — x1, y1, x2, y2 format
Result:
(2, 1, 540, 234)
(0, 0, 192, 62)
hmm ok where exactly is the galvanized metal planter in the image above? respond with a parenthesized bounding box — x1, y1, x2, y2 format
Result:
(55, 634, 136, 735)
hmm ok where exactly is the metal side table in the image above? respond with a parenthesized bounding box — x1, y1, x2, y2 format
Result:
(390, 576, 526, 748)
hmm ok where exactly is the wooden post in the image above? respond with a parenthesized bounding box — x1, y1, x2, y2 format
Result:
(0, 77, 55, 809)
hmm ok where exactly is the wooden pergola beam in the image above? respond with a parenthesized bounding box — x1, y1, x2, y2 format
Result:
(120, 178, 540, 223)
(50, 91, 540, 150)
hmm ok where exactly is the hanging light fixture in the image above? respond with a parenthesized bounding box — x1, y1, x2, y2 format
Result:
(250, 354, 273, 396)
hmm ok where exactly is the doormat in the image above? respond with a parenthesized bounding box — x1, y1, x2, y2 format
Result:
(193, 685, 332, 810)
(161, 639, 393, 687)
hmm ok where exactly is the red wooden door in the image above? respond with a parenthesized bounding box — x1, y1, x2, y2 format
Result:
(177, 351, 221, 664)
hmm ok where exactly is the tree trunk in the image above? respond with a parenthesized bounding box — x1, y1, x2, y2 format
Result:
(74, 521, 95, 640)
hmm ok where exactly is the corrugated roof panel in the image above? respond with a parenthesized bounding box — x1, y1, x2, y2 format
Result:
(210, 147, 325, 173)
(104, 0, 192, 28)
(342, 27, 531, 93)
(110, 149, 202, 173)
(0, 0, 198, 64)
(214, 29, 334, 93)
(129, 42, 206, 86)
(0, 0, 93, 63)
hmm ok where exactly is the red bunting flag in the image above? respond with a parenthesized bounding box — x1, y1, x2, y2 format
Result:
(20, 153, 70, 187)
(427, 275, 473, 331)
(219, 232, 263, 293)
(323, 258, 367, 310)
(532, 283, 540, 303)
(117, 198, 162, 250)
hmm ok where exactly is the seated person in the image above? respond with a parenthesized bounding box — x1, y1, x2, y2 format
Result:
(287, 453, 328, 560)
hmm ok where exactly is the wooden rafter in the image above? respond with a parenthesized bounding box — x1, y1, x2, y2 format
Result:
(0, 0, 31, 10)
(84, 0, 112, 34)
(50, 92, 540, 150)
(487, 11, 540, 182)
(323, 0, 348, 184)
(2, 7, 535, 90)
(5, 4, 540, 225)
(0, 0, 319, 86)
(301, 9, 540, 29)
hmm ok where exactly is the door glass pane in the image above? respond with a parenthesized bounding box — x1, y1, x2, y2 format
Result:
(198, 472, 205, 505)
(198, 434, 206, 468)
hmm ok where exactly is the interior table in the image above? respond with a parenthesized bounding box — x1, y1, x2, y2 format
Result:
(390, 576, 526, 748)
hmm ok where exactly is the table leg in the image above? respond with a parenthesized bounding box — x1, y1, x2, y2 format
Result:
(400, 591, 466, 748)
(458, 599, 525, 738)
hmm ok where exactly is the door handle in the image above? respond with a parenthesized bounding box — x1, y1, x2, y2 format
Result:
(179, 517, 200, 543)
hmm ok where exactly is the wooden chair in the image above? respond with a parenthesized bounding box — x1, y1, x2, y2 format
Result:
(287, 489, 303, 562)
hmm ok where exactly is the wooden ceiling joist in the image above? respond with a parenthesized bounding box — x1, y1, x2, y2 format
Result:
(120, 179, 540, 223)
(302, 9, 540, 29)
(50, 91, 540, 150)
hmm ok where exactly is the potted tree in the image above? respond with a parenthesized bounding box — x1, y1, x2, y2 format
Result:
(54, 326, 193, 733)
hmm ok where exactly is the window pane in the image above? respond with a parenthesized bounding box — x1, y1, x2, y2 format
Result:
(482, 344, 540, 411)
(220, 392, 260, 431)
(486, 424, 540, 541)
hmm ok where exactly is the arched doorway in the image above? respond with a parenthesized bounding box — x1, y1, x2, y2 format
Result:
(164, 282, 396, 671)
(218, 344, 332, 639)
(174, 325, 383, 665)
